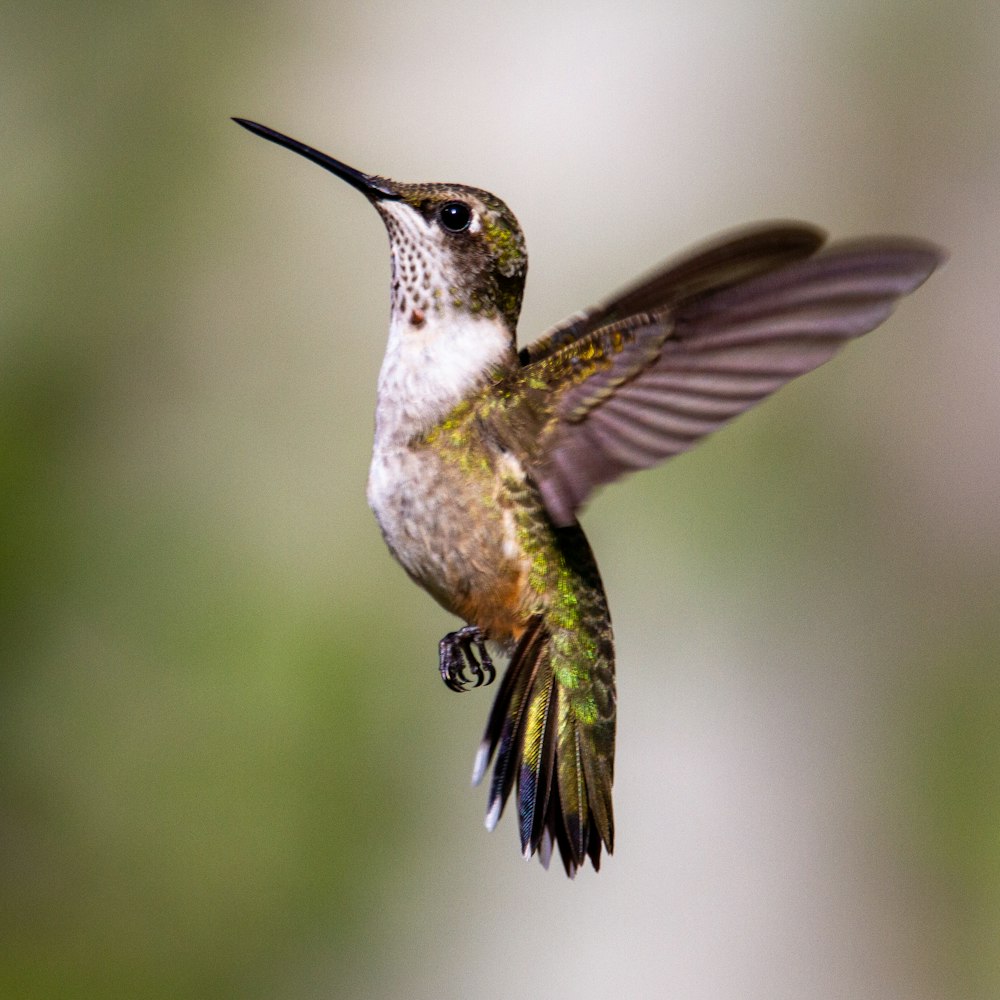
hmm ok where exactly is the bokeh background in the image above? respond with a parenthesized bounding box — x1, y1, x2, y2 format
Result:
(3, 2, 998, 998)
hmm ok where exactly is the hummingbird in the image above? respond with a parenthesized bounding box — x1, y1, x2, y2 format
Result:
(234, 117, 942, 877)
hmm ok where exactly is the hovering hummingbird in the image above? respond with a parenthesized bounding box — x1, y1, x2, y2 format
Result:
(234, 117, 941, 877)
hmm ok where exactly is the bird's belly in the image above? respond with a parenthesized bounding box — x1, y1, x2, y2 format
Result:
(366, 442, 535, 641)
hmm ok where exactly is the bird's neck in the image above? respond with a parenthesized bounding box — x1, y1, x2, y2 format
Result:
(373, 308, 516, 446)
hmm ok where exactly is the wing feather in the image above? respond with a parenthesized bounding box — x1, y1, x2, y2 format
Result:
(521, 222, 827, 364)
(602, 394, 722, 439)
(522, 234, 941, 526)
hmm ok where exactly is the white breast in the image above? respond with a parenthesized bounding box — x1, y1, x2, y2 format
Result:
(372, 310, 513, 446)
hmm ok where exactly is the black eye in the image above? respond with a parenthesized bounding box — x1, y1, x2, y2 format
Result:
(439, 201, 472, 233)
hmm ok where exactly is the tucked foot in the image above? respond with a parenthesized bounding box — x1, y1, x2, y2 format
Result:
(439, 625, 495, 692)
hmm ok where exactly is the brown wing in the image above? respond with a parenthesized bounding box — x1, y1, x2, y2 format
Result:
(519, 222, 827, 366)
(518, 230, 942, 526)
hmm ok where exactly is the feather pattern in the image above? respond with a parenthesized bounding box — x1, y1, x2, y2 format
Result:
(520, 222, 827, 365)
(477, 617, 547, 831)
(519, 232, 941, 525)
(472, 519, 616, 877)
(516, 641, 559, 853)
(467, 224, 938, 874)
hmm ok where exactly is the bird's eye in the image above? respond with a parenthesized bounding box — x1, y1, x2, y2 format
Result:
(439, 201, 472, 233)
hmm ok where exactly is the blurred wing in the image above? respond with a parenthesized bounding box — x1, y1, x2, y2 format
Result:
(524, 235, 942, 526)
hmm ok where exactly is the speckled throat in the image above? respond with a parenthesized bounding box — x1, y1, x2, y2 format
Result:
(375, 184, 528, 334)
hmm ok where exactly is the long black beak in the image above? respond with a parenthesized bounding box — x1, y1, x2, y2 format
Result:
(233, 118, 400, 200)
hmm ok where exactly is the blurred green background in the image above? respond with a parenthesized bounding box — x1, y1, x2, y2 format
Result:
(3, 2, 997, 998)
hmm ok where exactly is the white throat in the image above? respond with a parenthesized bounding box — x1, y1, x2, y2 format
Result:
(374, 309, 513, 444)
(369, 199, 518, 443)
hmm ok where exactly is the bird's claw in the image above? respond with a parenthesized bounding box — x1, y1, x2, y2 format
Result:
(439, 625, 495, 692)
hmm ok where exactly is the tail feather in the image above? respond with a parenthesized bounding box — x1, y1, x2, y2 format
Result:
(556, 703, 588, 865)
(518, 646, 558, 855)
(473, 613, 615, 877)
(475, 617, 546, 830)
(581, 736, 615, 853)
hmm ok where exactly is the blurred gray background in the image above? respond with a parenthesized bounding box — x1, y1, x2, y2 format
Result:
(3, 2, 997, 998)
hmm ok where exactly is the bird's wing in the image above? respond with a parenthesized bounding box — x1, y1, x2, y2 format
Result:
(518, 222, 827, 366)
(510, 225, 942, 526)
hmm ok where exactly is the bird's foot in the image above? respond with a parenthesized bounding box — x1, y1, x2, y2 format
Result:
(439, 625, 495, 692)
